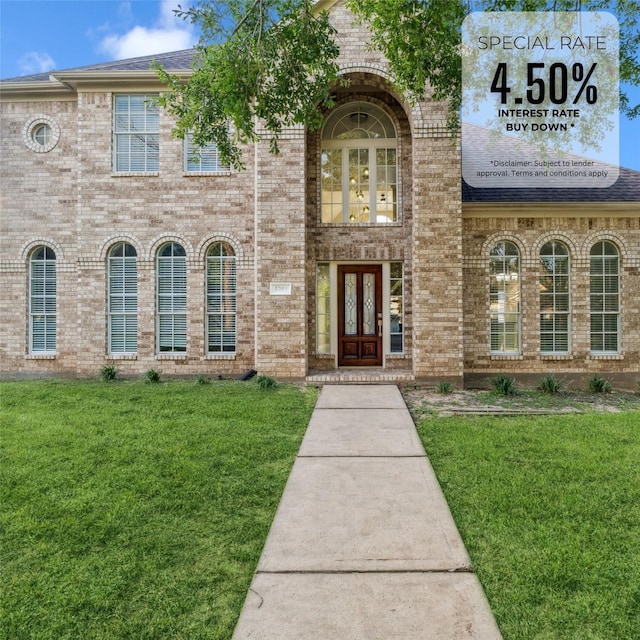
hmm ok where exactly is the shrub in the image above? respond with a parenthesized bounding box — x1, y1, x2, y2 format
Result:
(256, 375, 277, 390)
(195, 375, 210, 385)
(588, 375, 611, 394)
(537, 374, 562, 394)
(145, 369, 161, 383)
(491, 374, 517, 396)
(436, 381, 453, 394)
(100, 364, 118, 382)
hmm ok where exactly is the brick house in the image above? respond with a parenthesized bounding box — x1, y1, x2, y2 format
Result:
(1, 1, 639, 386)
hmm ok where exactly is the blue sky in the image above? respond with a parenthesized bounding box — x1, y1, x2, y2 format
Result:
(1, 0, 638, 171)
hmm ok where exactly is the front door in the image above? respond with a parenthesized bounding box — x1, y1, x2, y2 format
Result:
(338, 265, 382, 366)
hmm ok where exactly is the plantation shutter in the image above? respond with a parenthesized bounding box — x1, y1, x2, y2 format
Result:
(590, 241, 620, 353)
(206, 243, 236, 353)
(108, 243, 137, 354)
(157, 244, 187, 352)
(30, 247, 56, 353)
(114, 95, 159, 172)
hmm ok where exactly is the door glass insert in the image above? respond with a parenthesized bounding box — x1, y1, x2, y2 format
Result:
(362, 273, 375, 335)
(344, 274, 357, 335)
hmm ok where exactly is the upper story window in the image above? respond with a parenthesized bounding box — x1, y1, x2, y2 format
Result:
(184, 133, 230, 173)
(489, 241, 520, 354)
(540, 240, 570, 354)
(29, 246, 56, 353)
(33, 124, 51, 147)
(321, 102, 397, 224)
(590, 240, 620, 354)
(113, 94, 159, 172)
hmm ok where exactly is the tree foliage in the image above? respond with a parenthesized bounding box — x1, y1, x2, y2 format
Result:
(156, 0, 640, 169)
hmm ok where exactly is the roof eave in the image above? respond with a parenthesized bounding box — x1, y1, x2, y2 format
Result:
(52, 69, 193, 90)
(0, 77, 75, 99)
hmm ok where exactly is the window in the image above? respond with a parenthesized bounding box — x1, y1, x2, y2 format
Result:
(23, 116, 60, 153)
(108, 242, 137, 354)
(390, 262, 404, 353)
(33, 124, 51, 147)
(29, 246, 56, 353)
(540, 241, 570, 353)
(113, 94, 159, 172)
(590, 241, 620, 353)
(316, 263, 331, 354)
(206, 242, 236, 353)
(321, 102, 397, 223)
(184, 133, 230, 172)
(157, 243, 187, 353)
(489, 242, 520, 353)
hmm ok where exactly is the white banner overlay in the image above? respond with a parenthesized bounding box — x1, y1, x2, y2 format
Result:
(462, 12, 619, 189)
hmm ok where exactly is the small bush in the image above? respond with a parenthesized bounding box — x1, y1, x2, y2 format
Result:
(100, 364, 118, 382)
(195, 375, 210, 385)
(491, 374, 517, 396)
(436, 381, 453, 394)
(537, 374, 562, 394)
(145, 369, 161, 383)
(256, 375, 277, 390)
(588, 375, 611, 394)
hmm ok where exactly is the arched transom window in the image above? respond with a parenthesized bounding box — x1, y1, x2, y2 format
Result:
(321, 102, 397, 224)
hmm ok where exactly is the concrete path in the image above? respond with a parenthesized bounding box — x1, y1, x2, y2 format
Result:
(232, 385, 503, 639)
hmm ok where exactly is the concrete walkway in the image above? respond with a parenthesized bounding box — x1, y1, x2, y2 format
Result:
(232, 385, 503, 639)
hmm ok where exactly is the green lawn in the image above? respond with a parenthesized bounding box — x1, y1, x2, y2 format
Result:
(0, 379, 317, 640)
(417, 412, 640, 640)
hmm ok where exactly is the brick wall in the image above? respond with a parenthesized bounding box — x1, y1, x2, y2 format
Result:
(462, 210, 640, 387)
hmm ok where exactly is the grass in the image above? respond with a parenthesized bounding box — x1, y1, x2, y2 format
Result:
(417, 413, 640, 639)
(0, 379, 317, 640)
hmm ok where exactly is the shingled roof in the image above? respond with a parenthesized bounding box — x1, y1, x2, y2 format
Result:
(1, 49, 198, 82)
(462, 123, 639, 203)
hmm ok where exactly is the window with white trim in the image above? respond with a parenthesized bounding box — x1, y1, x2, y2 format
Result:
(113, 94, 159, 172)
(184, 133, 230, 172)
(316, 263, 330, 354)
(206, 242, 236, 353)
(489, 241, 520, 353)
(157, 243, 187, 353)
(540, 241, 570, 353)
(590, 240, 620, 353)
(108, 242, 138, 354)
(389, 262, 404, 353)
(321, 102, 397, 223)
(29, 246, 56, 353)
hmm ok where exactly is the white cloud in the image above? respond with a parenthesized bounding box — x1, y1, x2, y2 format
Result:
(99, 0, 196, 60)
(100, 26, 196, 59)
(18, 51, 56, 75)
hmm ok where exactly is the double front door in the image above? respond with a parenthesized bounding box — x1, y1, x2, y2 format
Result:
(338, 265, 382, 366)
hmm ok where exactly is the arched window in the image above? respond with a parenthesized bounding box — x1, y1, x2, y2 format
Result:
(29, 246, 56, 353)
(206, 242, 236, 353)
(590, 241, 620, 353)
(540, 241, 570, 353)
(321, 102, 397, 224)
(489, 241, 520, 353)
(157, 243, 187, 353)
(108, 242, 137, 354)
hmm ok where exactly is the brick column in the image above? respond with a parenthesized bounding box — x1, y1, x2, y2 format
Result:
(254, 127, 307, 379)
(412, 132, 464, 383)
